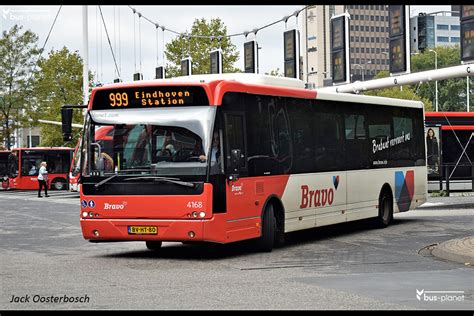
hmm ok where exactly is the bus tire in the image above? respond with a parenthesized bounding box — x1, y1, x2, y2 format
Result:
(145, 241, 162, 251)
(254, 203, 276, 252)
(374, 188, 393, 228)
(52, 178, 67, 190)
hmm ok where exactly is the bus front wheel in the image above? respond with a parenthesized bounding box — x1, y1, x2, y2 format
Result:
(254, 203, 276, 252)
(146, 241, 162, 251)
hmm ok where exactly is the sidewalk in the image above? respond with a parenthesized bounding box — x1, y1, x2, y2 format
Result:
(432, 236, 474, 265)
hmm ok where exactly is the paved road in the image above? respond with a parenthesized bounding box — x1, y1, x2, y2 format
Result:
(0, 191, 472, 310)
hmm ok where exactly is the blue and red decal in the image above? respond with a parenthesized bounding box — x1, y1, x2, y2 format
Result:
(333, 175, 339, 190)
(395, 170, 414, 212)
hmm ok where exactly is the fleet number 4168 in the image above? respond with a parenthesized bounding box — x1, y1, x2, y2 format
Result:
(187, 201, 203, 209)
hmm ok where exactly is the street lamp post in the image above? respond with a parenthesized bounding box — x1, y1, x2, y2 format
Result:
(429, 49, 438, 112)
(353, 64, 365, 81)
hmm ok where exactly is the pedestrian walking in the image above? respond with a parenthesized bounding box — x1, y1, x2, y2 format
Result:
(37, 161, 50, 198)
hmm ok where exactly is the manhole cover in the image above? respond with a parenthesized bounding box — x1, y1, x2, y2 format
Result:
(418, 244, 438, 257)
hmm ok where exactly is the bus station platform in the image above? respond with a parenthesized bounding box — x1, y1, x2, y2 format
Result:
(432, 236, 474, 265)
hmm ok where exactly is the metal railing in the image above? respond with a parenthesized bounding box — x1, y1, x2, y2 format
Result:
(437, 163, 474, 196)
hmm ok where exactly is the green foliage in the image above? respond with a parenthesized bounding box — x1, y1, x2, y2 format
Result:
(365, 70, 433, 111)
(0, 25, 40, 149)
(32, 47, 91, 147)
(164, 18, 241, 77)
(266, 68, 283, 77)
(410, 46, 472, 112)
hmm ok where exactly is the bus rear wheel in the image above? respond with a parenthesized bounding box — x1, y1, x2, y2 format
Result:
(374, 189, 393, 228)
(254, 203, 276, 252)
(145, 241, 162, 251)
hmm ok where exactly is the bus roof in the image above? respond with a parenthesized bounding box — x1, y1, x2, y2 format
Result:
(315, 91, 424, 109)
(103, 73, 306, 90)
(97, 74, 423, 110)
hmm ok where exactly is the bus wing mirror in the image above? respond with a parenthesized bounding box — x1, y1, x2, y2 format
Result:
(231, 149, 242, 170)
(61, 107, 73, 141)
(96, 158, 105, 172)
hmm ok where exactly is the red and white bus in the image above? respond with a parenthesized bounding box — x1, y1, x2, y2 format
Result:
(69, 74, 427, 252)
(1, 150, 10, 190)
(69, 126, 114, 192)
(7, 147, 74, 191)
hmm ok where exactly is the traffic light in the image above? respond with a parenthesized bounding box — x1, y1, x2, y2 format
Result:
(330, 12, 350, 85)
(244, 41, 257, 73)
(181, 57, 192, 76)
(155, 66, 165, 79)
(461, 5, 474, 63)
(388, 5, 410, 75)
(133, 73, 143, 81)
(210, 49, 223, 74)
(283, 29, 299, 78)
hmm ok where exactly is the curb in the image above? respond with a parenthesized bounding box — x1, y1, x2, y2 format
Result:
(431, 236, 474, 265)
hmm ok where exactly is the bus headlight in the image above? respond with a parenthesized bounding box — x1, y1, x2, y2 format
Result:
(82, 211, 88, 217)
(199, 212, 206, 218)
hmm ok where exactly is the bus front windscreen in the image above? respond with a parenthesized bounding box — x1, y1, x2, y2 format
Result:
(84, 106, 216, 177)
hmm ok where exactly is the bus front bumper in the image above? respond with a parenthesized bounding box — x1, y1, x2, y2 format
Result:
(80, 214, 260, 244)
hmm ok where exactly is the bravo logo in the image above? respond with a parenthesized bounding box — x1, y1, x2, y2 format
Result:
(104, 201, 127, 210)
(300, 185, 335, 209)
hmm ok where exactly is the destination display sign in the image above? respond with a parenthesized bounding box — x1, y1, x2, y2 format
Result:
(91, 86, 210, 110)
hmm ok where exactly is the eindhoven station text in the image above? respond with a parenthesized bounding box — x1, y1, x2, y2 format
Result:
(135, 90, 189, 106)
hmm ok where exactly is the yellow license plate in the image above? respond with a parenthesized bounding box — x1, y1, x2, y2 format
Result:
(128, 226, 158, 235)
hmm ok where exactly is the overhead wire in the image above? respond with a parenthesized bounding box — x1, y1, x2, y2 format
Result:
(138, 12, 142, 74)
(24, 5, 63, 88)
(98, 6, 121, 79)
(127, 5, 308, 40)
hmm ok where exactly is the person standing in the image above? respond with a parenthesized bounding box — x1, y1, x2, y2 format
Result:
(426, 128, 439, 174)
(37, 161, 50, 198)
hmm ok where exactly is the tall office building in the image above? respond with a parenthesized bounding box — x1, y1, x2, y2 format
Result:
(301, 5, 344, 88)
(345, 5, 390, 82)
(410, 11, 461, 53)
(451, 5, 461, 17)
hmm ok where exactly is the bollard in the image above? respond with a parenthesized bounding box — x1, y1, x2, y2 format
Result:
(439, 164, 443, 191)
(445, 164, 450, 197)
(472, 164, 474, 193)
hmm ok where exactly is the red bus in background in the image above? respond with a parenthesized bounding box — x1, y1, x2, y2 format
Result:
(1, 150, 11, 190)
(69, 126, 114, 192)
(8, 147, 74, 190)
(424, 111, 474, 191)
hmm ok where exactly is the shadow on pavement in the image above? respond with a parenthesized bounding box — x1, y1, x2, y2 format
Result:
(97, 217, 420, 261)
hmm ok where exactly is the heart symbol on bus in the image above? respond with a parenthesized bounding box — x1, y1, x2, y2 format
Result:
(333, 175, 339, 190)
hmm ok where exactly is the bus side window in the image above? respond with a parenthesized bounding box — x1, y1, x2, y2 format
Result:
(224, 113, 247, 175)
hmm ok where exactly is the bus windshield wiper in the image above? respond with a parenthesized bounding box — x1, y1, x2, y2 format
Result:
(94, 174, 119, 189)
(123, 176, 195, 188)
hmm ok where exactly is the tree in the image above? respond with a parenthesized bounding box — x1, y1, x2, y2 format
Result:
(411, 46, 473, 112)
(32, 47, 92, 147)
(165, 18, 240, 78)
(265, 68, 283, 77)
(0, 25, 40, 149)
(365, 71, 434, 111)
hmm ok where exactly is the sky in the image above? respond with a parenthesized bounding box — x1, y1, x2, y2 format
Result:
(1, 5, 452, 85)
